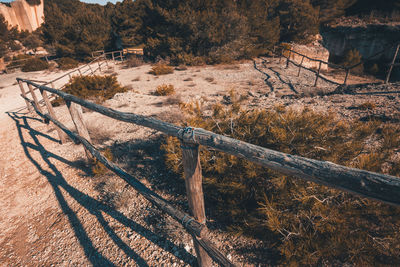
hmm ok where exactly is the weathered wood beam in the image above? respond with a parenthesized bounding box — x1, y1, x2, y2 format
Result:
(181, 141, 212, 267)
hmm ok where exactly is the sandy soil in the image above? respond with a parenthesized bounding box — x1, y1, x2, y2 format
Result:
(0, 58, 399, 266)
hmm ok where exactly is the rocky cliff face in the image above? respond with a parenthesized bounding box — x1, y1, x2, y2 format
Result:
(320, 24, 400, 61)
(0, 0, 44, 32)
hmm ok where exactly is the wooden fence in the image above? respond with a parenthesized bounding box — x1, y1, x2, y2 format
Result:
(15, 54, 400, 266)
(274, 43, 400, 86)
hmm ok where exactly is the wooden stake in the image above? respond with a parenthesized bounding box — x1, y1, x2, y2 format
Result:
(27, 83, 43, 113)
(112, 52, 115, 61)
(314, 61, 322, 87)
(39, 88, 68, 143)
(18, 81, 33, 112)
(66, 101, 93, 161)
(89, 64, 94, 75)
(181, 141, 212, 267)
(285, 50, 291, 69)
(343, 68, 350, 85)
(385, 44, 400, 84)
(120, 51, 123, 62)
(297, 56, 305, 77)
(98, 61, 102, 72)
(78, 68, 82, 76)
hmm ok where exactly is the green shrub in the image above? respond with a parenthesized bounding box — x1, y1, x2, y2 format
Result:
(52, 75, 127, 106)
(149, 64, 174, 76)
(154, 84, 175, 96)
(162, 94, 400, 265)
(21, 58, 49, 72)
(57, 57, 79, 70)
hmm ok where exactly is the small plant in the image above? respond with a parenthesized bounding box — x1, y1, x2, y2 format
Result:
(125, 56, 144, 68)
(154, 84, 175, 96)
(57, 57, 79, 70)
(21, 58, 49, 72)
(342, 49, 364, 74)
(91, 148, 114, 176)
(149, 64, 174, 76)
(368, 63, 379, 75)
(358, 102, 376, 110)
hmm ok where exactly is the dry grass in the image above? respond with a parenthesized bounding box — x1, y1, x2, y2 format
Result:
(162, 92, 400, 266)
(154, 84, 175, 96)
(149, 64, 174, 76)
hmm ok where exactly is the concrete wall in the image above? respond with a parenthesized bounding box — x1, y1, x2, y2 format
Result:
(0, 0, 44, 32)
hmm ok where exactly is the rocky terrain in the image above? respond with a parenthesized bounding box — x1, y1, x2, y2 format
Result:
(0, 57, 399, 266)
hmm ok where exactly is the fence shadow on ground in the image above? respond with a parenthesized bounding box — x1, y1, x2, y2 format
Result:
(105, 137, 281, 265)
(7, 112, 197, 266)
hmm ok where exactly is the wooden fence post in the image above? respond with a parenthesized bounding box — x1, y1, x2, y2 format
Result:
(27, 83, 43, 114)
(66, 101, 93, 161)
(89, 64, 94, 75)
(297, 56, 305, 77)
(39, 88, 68, 143)
(385, 44, 400, 84)
(120, 51, 123, 62)
(98, 61, 102, 72)
(343, 68, 350, 85)
(181, 141, 212, 267)
(112, 52, 115, 61)
(314, 61, 322, 87)
(285, 50, 291, 69)
(18, 81, 33, 113)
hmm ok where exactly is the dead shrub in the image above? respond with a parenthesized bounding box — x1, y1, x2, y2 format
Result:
(358, 102, 376, 110)
(154, 84, 175, 96)
(125, 56, 144, 68)
(149, 64, 174, 76)
(162, 93, 400, 265)
(204, 77, 214, 83)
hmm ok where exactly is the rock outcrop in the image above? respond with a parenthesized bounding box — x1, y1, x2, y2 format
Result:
(288, 36, 330, 71)
(320, 23, 400, 61)
(0, 0, 44, 32)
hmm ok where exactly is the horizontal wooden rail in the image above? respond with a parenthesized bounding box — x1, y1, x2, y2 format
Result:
(273, 56, 341, 85)
(17, 78, 400, 207)
(21, 93, 235, 267)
